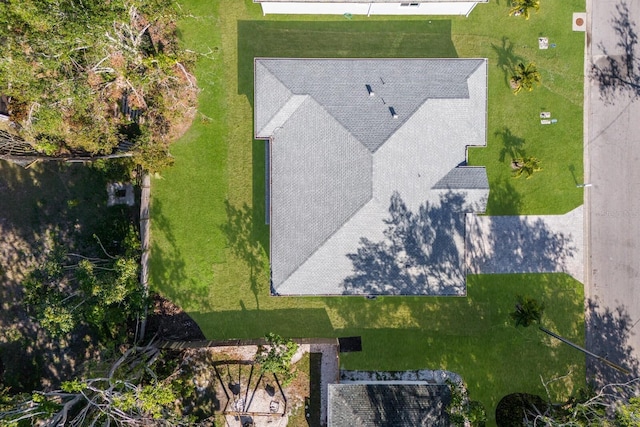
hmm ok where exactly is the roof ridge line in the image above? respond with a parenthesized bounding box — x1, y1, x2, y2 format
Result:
(275, 195, 376, 289)
(258, 94, 309, 136)
(370, 93, 432, 154)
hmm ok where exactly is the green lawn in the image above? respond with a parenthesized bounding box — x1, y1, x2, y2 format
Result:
(150, 0, 586, 424)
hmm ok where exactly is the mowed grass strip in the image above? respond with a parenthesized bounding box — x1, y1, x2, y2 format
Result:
(188, 274, 585, 425)
(150, 0, 587, 423)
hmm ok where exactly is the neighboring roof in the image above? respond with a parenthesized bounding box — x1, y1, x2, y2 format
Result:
(328, 384, 451, 427)
(255, 58, 488, 296)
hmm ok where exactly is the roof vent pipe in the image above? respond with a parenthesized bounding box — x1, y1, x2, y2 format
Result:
(389, 106, 398, 119)
(366, 84, 375, 97)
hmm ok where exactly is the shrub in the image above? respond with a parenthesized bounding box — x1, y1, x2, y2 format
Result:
(255, 333, 299, 386)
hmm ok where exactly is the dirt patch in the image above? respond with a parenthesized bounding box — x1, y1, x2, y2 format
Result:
(176, 346, 313, 427)
(146, 293, 206, 341)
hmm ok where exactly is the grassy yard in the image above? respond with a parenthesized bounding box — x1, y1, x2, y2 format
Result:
(150, 0, 586, 424)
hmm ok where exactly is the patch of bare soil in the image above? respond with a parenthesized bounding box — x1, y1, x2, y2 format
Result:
(146, 294, 206, 342)
(177, 347, 311, 427)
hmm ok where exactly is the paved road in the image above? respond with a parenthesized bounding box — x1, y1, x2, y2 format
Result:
(586, 0, 640, 383)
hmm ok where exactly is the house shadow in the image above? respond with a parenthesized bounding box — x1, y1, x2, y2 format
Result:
(485, 178, 523, 215)
(237, 20, 458, 103)
(591, 1, 640, 105)
(188, 307, 336, 339)
(585, 298, 639, 387)
(252, 138, 269, 253)
(343, 191, 468, 296)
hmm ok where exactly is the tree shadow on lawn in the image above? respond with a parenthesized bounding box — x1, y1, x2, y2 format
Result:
(491, 36, 524, 90)
(148, 198, 207, 311)
(220, 200, 268, 308)
(237, 19, 458, 102)
(495, 127, 526, 163)
(591, 1, 640, 105)
(0, 160, 115, 254)
(585, 298, 640, 388)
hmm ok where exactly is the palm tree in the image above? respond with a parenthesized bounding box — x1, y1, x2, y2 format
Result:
(508, 0, 540, 20)
(510, 295, 545, 327)
(511, 156, 542, 179)
(510, 62, 541, 94)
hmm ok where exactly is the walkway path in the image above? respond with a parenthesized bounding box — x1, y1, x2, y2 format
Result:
(585, 0, 640, 383)
(465, 206, 584, 282)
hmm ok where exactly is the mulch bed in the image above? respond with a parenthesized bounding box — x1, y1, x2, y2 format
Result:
(145, 294, 206, 342)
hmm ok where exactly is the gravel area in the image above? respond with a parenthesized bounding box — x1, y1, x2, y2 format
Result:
(340, 369, 461, 384)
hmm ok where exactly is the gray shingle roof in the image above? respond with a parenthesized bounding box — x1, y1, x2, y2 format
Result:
(328, 384, 451, 427)
(270, 97, 373, 287)
(433, 167, 489, 190)
(255, 58, 488, 296)
(257, 59, 481, 152)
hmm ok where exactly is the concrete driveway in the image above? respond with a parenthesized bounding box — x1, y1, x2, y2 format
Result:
(465, 207, 584, 282)
(586, 0, 640, 383)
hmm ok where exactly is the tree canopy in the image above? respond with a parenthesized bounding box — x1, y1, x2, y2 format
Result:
(0, 343, 192, 426)
(0, 0, 197, 168)
(255, 333, 299, 386)
(508, 0, 540, 20)
(510, 62, 541, 94)
(22, 223, 146, 342)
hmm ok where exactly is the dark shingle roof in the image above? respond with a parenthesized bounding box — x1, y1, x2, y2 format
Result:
(328, 384, 451, 427)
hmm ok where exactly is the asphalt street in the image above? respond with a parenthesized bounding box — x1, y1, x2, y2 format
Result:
(586, 0, 640, 383)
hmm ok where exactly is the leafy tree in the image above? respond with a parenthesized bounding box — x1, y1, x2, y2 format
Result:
(446, 379, 487, 427)
(23, 229, 146, 341)
(255, 333, 299, 386)
(510, 62, 542, 94)
(0, 344, 190, 426)
(616, 396, 640, 426)
(512, 156, 542, 179)
(520, 378, 640, 426)
(508, 0, 540, 20)
(510, 295, 545, 327)
(0, 0, 198, 170)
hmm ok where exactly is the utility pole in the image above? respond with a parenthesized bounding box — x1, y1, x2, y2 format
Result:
(539, 326, 630, 374)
